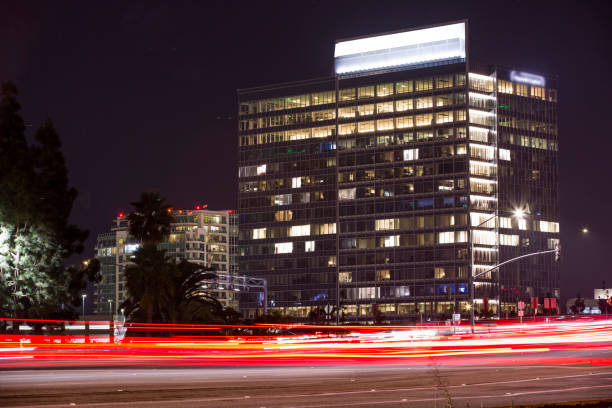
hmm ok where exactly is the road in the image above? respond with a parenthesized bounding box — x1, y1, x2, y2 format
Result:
(2, 350, 612, 408)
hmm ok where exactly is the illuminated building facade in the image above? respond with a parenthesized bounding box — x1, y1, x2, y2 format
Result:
(237, 21, 559, 321)
(94, 208, 239, 315)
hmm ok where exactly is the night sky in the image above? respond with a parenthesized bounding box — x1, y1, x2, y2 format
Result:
(1, 0, 611, 303)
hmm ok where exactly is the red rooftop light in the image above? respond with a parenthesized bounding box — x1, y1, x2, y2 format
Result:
(195, 205, 201, 210)
(118, 212, 125, 218)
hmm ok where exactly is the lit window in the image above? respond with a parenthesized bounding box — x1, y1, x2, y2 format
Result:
(382, 235, 399, 247)
(498, 80, 513, 94)
(396, 115, 414, 128)
(358, 120, 374, 133)
(305, 241, 315, 252)
(415, 113, 433, 126)
(499, 217, 512, 229)
(252, 228, 266, 239)
(473, 230, 495, 245)
(396, 80, 412, 94)
(256, 164, 266, 175)
(274, 242, 293, 254)
(376, 270, 391, 281)
(438, 231, 454, 244)
(499, 148, 511, 161)
(339, 271, 352, 283)
(395, 99, 412, 111)
(124, 244, 140, 254)
(500, 234, 519, 246)
(403, 148, 419, 161)
(316, 223, 336, 234)
(547, 238, 560, 249)
(539, 221, 559, 233)
(375, 218, 398, 231)
(339, 188, 356, 200)
(376, 101, 394, 113)
(292, 177, 301, 188)
(376, 83, 393, 97)
(518, 218, 527, 230)
(272, 194, 292, 206)
(274, 210, 293, 222)
(289, 225, 311, 237)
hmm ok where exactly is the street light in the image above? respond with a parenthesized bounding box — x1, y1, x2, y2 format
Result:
(81, 294, 87, 320)
(108, 299, 113, 320)
(469, 208, 526, 332)
(582, 227, 589, 234)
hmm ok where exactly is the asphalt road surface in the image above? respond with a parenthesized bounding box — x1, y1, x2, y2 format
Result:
(2, 351, 612, 408)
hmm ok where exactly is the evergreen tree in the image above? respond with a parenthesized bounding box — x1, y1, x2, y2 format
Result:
(0, 81, 97, 318)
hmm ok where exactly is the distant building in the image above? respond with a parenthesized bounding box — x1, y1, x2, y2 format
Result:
(566, 288, 612, 314)
(594, 288, 612, 301)
(94, 208, 239, 314)
(237, 20, 560, 322)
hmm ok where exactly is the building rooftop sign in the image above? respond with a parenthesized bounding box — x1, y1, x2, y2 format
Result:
(510, 71, 546, 87)
(334, 22, 466, 76)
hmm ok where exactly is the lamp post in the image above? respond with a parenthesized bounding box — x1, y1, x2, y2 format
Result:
(81, 294, 87, 320)
(108, 299, 113, 320)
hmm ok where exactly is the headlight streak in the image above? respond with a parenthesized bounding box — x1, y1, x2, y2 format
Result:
(0, 317, 610, 368)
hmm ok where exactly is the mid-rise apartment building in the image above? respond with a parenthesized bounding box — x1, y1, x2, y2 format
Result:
(237, 21, 559, 321)
(94, 208, 239, 314)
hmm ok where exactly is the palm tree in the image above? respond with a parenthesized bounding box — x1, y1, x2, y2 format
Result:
(127, 192, 173, 244)
(122, 192, 174, 331)
(123, 244, 174, 326)
(165, 260, 223, 324)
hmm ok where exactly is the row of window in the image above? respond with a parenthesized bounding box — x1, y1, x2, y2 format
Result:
(240, 126, 470, 150)
(500, 133, 558, 151)
(238, 158, 337, 178)
(249, 223, 336, 240)
(238, 94, 467, 131)
(468, 75, 557, 102)
(498, 115, 557, 135)
(239, 74, 467, 115)
(240, 146, 471, 179)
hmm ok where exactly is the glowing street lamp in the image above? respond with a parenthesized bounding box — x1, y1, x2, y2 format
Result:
(582, 227, 589, 234)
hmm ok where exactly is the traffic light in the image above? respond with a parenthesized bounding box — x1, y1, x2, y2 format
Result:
(554, 244, 561, 262)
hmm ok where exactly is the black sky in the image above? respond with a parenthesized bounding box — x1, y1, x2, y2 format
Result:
(1, 0, 611, 303)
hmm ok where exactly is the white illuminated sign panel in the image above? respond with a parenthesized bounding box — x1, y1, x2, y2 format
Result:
(510, 71, 546, 87)
(334, 22, 466, 75)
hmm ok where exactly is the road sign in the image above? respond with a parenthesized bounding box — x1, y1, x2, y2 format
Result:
(517, 301, 525, 310)
(518, 310, 524, 317)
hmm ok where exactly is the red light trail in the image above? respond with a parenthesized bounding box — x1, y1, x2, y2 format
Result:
(1, 317, 611, 368)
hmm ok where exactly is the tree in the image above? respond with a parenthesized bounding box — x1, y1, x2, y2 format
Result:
(121, 192, 174, 326)
(127, 192, 173, 245)
(122, 193, 237, 331)
(0, 81, 96, 318)
(166, 260, 229, 325)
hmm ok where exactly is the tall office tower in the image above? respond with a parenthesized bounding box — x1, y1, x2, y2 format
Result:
(237, 21, 559, 322)
(94, 208, 239, 315)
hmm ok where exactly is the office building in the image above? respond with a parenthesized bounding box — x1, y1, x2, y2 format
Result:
(237, 21, 559, 321)
(94, 208, 239, 314)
